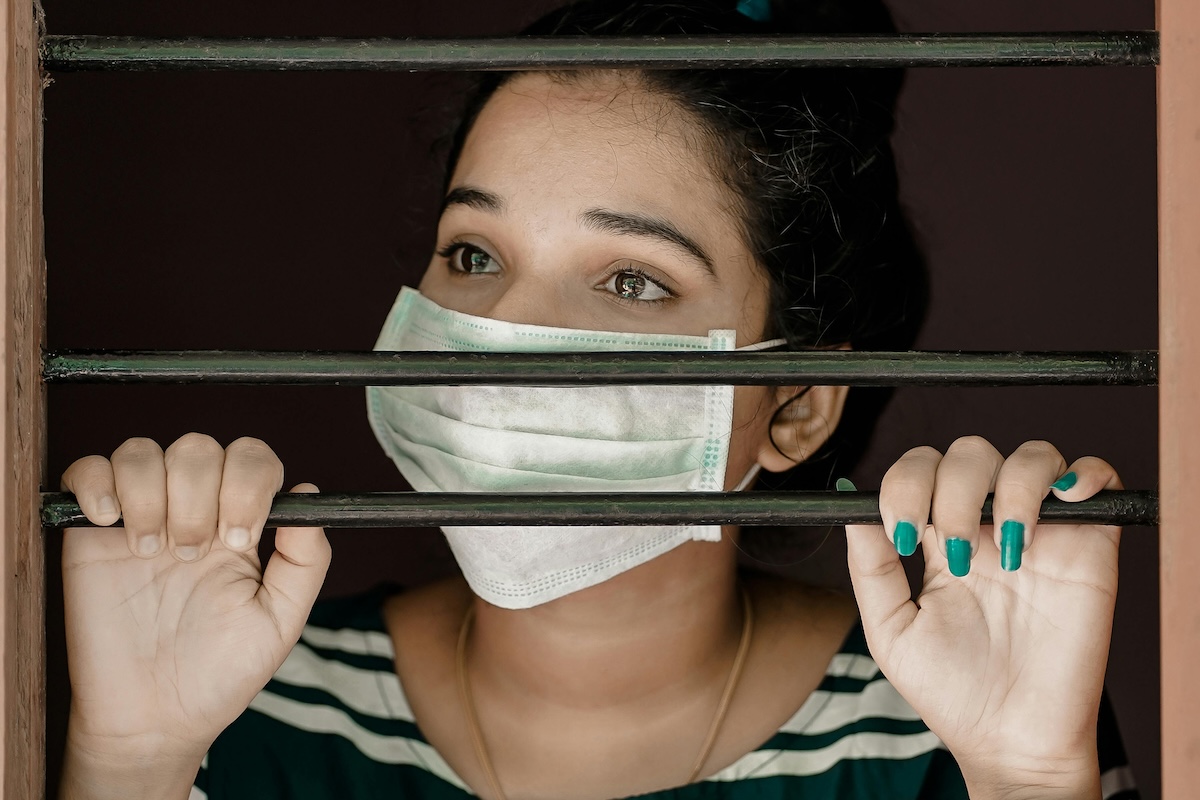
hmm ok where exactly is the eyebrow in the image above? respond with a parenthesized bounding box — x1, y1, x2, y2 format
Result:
(580, 208, 715, 274)
(440, 186, 715, 275)
(441, 186, 505, 215)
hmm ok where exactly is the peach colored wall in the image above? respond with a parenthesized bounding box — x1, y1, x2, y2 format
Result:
(1158, 0, 1200, 796)
(16, 2, 1183, 798)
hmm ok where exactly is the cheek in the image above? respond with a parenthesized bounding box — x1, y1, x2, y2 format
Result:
(415, 261, 470, 314)
(415, 261, 440, 295)
(726, 385, 776, 474)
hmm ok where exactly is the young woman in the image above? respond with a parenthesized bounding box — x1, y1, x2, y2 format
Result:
(56, 1, 1137, 798)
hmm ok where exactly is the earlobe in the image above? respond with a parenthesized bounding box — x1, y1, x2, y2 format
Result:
(757, 384, 850, 473)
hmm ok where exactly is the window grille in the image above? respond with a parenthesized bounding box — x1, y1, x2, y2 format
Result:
(0, 2, 1192, 797)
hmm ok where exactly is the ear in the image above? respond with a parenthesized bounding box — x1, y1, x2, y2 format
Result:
(756, 382, 851, 473)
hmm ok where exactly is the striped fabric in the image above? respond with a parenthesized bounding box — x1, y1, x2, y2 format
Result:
(193, 585, 1139, 799)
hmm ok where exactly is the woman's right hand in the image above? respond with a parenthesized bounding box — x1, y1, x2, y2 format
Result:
(60, 433, 332, 768)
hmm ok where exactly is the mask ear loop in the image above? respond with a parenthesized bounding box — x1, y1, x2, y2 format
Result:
(767, 385, 815, 464)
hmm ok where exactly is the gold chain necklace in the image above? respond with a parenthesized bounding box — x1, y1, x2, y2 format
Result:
(455, 587, 755, 800)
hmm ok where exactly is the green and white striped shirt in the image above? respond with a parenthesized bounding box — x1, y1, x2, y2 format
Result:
(192, 585, 1138, 799)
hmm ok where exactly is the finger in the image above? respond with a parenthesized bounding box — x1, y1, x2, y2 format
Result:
(258, 484, 332, 644)
(218, 437, 285, 552)
(991, 440, 1067, 572)
(61, 455, 121, 527)
(110, 438, 168, 558)
(1050, 456, 1125, 554)
(879, 446, 941, 557)
(163, 433, 225, 562)
(1049, 455, 1125, 498)
(843, 479, 918, 648)
(930, 436, 1004, 578)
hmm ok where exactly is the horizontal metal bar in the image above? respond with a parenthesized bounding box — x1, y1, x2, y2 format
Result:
(40, 490, 1157, 528)
(41, 350, 1157, 387)
(40, 33, 1159, 72)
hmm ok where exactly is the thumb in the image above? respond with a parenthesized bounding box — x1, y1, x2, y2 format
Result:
(840, 478, 918, 648)
(257, 483, 332, 643)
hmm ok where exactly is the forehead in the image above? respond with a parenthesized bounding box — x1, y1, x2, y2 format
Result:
(451, 72, 741, 228)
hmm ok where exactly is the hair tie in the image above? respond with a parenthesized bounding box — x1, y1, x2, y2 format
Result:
(735, 0, 772, 23)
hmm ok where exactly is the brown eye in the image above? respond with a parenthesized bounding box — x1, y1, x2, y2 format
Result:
(616, 272, 645, 298)
(443, 243, 500, 275)
(602, 268, 672, 302)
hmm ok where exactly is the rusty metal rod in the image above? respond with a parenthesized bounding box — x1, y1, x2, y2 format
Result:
(40, 33, 1159, 72)
(41, 350, 1159, 387)
(41, 490, 1158, 529)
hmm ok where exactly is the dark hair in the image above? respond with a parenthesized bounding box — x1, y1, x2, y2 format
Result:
(441, 0, 927, 506)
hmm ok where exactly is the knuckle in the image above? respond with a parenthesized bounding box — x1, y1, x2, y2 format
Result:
(227, 437, 283, 472)
(228, 436, 276, 459)
(165, 432, 224, 462)
(904, 445, 942, 462)
(887, 447, 940, 478)
(62, 455, 110, 488)
(947, 435, 997, 462)
(1015, 439, 1059, 461)
(112, 437, 164, 462)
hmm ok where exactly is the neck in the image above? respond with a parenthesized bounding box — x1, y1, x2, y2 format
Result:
(467, 530, 744, 712)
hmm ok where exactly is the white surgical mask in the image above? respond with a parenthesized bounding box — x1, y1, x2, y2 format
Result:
(366, 287, 783, 609)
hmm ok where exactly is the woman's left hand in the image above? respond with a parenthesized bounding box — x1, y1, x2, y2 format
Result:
(845, 436, 1120, 800)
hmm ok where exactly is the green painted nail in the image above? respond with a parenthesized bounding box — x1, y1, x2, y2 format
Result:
(1050, 471, 1078, 492)
(835, 478, 857, 492)
(1000, 520, 1025, 572)
(894, 521, 918, 557)
(945, 538, 972, 577)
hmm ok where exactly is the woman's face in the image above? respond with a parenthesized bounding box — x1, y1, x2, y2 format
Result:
(418, 72, 782, 487)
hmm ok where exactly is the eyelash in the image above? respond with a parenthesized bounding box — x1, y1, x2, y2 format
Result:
(436, 240, 497, 275)
(600, 264, 676, 307)
(435, 240, 677, 306)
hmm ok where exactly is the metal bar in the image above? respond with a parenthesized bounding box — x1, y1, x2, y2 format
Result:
(42, 350, 1158, 387)
(41, 490, 1158, 529)
(40, 33, 1160, 72)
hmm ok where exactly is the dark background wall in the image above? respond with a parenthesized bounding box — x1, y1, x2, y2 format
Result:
(39, 0, 1159, 796)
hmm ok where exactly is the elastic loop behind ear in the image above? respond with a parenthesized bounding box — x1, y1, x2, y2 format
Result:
(767, 386, 815, 463)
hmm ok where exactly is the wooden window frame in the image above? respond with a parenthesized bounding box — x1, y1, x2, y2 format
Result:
(0, 0, 1195, 795)
(1, 0, 45, 795)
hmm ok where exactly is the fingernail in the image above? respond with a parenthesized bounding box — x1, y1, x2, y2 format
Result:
(893, 521, 918, 557)
(1050, 471, 1078, 492)
(1000, 520, 1025, 572)
(835, 477, 857, 492)
(174, 546, 201, 562)
(137, 536, 161, 557)
(96, 495, 118, 518)
(226, 527, 250, 549)
(945, 538, 972, 577)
